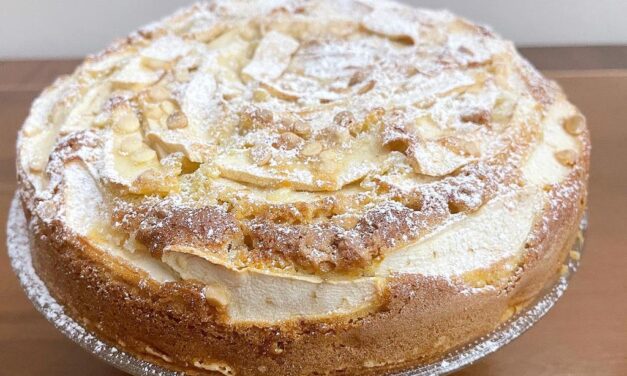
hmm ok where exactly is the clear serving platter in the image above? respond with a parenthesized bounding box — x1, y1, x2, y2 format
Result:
(7, 194, 586, 376)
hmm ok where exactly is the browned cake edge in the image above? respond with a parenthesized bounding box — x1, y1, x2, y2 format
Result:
(17, 124, 589, 375)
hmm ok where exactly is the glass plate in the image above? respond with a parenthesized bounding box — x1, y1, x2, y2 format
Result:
(7, 194, 586, 376)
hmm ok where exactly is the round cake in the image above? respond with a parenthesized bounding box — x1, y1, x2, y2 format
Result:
(16, 0, 589, 374)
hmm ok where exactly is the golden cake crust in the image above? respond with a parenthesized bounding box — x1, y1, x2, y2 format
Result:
(22, 177, 586, 375)
(16, 0, 590, 374)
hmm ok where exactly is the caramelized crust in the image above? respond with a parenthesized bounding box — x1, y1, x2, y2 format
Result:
(117, 201, 244, 259)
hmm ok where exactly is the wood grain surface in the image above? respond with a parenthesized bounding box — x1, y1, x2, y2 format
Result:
(1, 47, 625, 376)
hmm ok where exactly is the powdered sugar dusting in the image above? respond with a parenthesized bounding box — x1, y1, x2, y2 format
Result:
(11, 0, 591, 370)
(15, 0, 588, 309)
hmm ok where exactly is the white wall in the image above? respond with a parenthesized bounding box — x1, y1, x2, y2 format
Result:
(1, 0, 626, 58)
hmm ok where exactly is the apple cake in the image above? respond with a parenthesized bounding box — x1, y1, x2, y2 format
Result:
(16, 0, 589, 374)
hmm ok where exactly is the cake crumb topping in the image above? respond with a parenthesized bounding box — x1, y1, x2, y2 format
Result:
(17, 0, 587, 277)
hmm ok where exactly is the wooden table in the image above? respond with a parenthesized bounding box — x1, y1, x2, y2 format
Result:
(1, 47, 626, 376)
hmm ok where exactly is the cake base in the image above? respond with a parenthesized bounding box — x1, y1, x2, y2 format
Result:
(7, 194, 586, 376)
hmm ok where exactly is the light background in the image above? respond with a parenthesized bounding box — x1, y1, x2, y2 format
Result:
(1, 0, 626, 58)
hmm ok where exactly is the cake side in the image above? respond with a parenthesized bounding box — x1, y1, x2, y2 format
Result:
(17, 89, 589, 375)
(22, 174, 586, 375)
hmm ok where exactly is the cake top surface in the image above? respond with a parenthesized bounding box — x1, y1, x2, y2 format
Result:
(18, 0, 586, 291)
